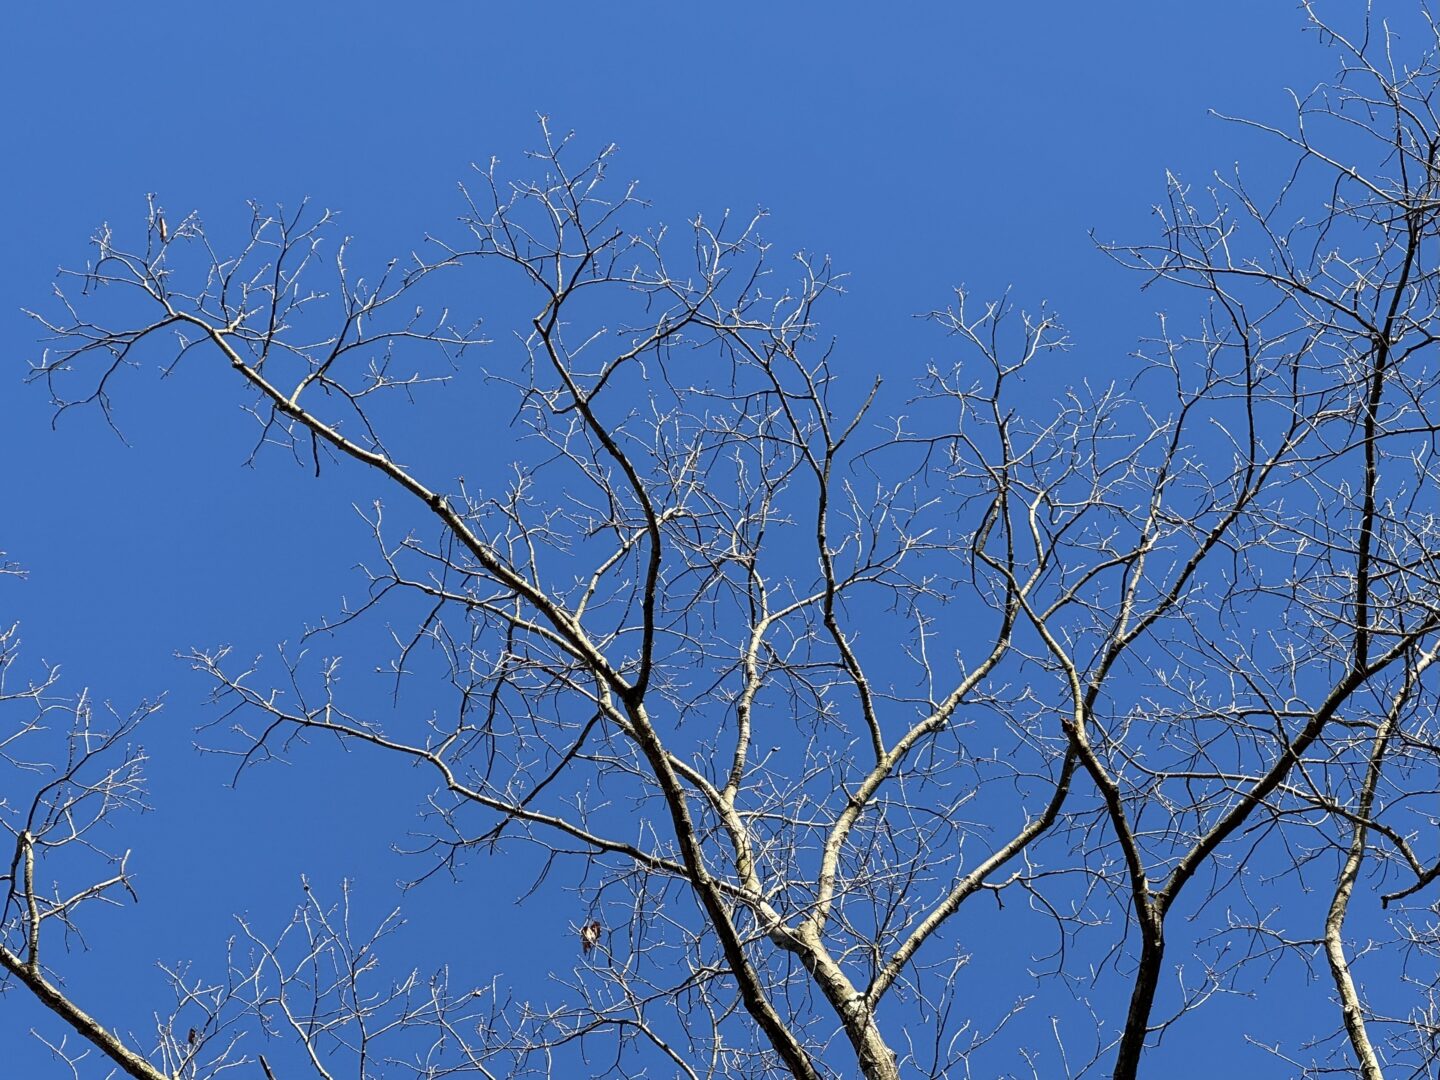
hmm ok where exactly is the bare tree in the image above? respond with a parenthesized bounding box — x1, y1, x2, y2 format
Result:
(0, 562, 162, 1079)
(9, 4, 1440, 1077)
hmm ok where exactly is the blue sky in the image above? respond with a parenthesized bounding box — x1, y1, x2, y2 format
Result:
(0, 3, 1387, 1077)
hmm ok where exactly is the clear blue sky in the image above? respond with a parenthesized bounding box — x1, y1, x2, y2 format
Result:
(0, 3, 1371, 1076)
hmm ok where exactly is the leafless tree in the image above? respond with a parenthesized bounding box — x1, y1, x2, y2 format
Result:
(9, 4, 1440, 1077)
(0, 563, 161, 1077)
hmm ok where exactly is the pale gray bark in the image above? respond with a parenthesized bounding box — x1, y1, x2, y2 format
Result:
(9, 6, 1440, 1077)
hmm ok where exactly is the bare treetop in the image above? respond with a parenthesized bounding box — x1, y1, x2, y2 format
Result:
(8, 9, 1440, 1078)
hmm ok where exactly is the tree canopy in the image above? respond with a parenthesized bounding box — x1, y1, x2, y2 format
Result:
(5, 4, 1440, 1078)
